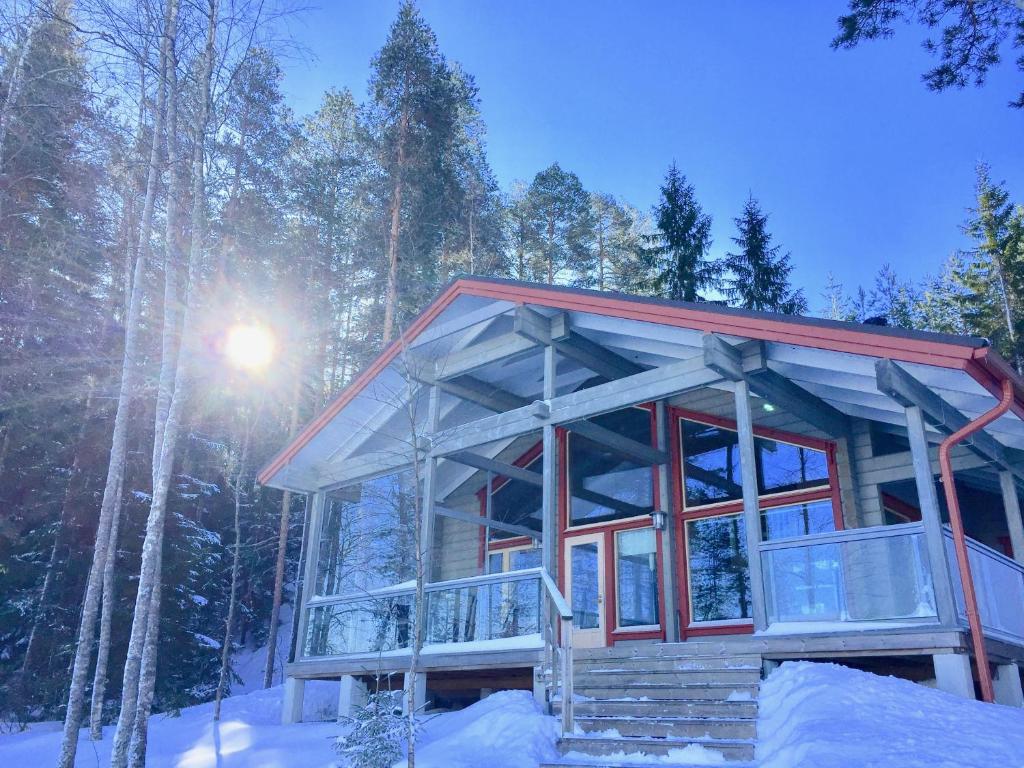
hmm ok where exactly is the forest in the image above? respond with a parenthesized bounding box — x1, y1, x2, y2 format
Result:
(1, 1, 1024, 766)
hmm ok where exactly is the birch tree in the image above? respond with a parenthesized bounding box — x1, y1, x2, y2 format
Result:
(55, 1, 174, 762)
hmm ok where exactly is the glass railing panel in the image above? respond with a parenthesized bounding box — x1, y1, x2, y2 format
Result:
(304, 593, 414, 657)
(761, 526, 937, 625)
(945, 531, 1024, 643)
(425, 575, 541, 644)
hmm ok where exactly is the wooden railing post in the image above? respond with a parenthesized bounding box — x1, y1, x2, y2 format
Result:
(560, 617, 574, 734)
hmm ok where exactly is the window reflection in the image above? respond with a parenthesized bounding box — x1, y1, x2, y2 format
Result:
(316, 470, 417, 597)
(686, 514, 752, 622)
(489, 455, 543, 540)
(761, 499, 836, 541)
(616, 528, 659, 627)
(569, 408, 654, 526)
(680, 418, 830, 509)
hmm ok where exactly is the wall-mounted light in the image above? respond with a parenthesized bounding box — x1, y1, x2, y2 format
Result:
(650, 509, 668, 531)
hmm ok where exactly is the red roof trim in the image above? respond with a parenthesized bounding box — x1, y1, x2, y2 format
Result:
(259, 277, 1021, 486)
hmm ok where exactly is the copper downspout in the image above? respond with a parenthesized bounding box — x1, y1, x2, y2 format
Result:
(937, 376, 1014, 703)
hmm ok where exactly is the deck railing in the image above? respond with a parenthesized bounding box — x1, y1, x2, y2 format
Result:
(759, 523, 938, 627)
(301, 566, 574, 733)
(944, 528, 1024, 644)
(303, 568, 547, 658)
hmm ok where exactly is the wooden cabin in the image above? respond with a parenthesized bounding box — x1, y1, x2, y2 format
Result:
(259, 277, 1024, 763)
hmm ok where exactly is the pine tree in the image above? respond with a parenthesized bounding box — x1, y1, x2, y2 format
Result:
(722, 195, 806, 314)
(369, 2, 477, 342)
(645, 163, 718, 302)
(525, 162, 595, 285)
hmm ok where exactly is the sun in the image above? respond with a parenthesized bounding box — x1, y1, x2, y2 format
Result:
(225, 323, 275, 372)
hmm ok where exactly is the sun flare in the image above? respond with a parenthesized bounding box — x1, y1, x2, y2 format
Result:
(224, 323, 275, 371)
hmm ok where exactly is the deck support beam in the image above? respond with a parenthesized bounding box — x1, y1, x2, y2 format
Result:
(994, 663, 1024, 707)
(905, 405, 959, 628)
(281, 677, 305, 724)
(999, 470, 1024, 565)
(932, 653, 976, 699)
(337, 674, 368, 720)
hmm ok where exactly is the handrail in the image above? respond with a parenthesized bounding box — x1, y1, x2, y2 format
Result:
(306, 567, 546, 608)
(758, 521, 925, 552)
(540, 569, 572, 619)
(539, 568, 574, 735)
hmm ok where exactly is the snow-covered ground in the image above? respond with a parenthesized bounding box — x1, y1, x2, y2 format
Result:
(759, 661, 1024, 768)
(1, 661, 1022, 767)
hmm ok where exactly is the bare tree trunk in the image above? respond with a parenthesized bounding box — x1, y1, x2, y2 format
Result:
(56, 4, 173, 763)
(123, 19, 185, 761)
(111, 3, 213, 766)
(382, 107, 409, 344)
(214, 417, 256, 717)
(89, 464, 124, 740)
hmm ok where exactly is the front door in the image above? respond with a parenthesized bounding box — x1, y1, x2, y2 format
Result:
(565, 532, 606, 647)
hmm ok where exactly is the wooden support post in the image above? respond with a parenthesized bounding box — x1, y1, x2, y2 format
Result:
(281, 677, 305, 724)
(734, 380, 768, 631)
(999, 470, 1024, 565)
(905, 406, 958, 627)
(932, 653, 976, 699)
(994, 663, 1024, 708)
(542, 344, 559, 577)
(294, 492, 326, 661)
(655, 400, 679, 641)
(421, 385, 440, 582)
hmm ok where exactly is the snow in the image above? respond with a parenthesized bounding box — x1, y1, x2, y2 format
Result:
(0, 684, 555, 768)
(421, 632, 544, 654)
(757, 620, 927, 635)
(561, 745, 727, 765)
(758, 661, 1024, 768)
(410, 690, 558, 768)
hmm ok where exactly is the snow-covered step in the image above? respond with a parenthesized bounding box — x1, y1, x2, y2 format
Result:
(556, 698, 757, 719)
(574, 668, 761, 687)
(574, 714, 757, 740)
(572, 683, 759, 700)
(576, 655, 762, 671)
(557, 734, 756, 762)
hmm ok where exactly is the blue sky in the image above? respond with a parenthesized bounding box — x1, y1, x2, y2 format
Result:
(279, 1, 1023, 310)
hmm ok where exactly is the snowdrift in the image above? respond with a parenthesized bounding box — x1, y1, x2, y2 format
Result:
(759, 661, 1024, 768)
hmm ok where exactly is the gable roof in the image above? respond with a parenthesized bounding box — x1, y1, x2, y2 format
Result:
(258, 276, 1024, 488)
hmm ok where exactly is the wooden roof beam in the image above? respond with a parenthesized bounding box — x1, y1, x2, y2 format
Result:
(446, 451, 542, 486)
(428, 375, 531, 413)
(434, 503, 540, 540)
(703, 333, 852, 438)
(515, 305, 645, 381)
(875, 358, 1023, 476)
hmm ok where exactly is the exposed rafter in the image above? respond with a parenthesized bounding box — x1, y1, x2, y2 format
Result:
(568, 418, 668, 466)
(703, 333, 852, 438)
(446, 451, 542, 486)
(434, 503, 540, 540)
(515, 305, 645, 381)
(433, 331, 538, 381)
(876, 359, 1024, 477)
(429, 375, 531, 413)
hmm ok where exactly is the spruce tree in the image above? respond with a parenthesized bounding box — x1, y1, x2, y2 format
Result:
(722, 195, 806, 314)
(645, 163, 718, 302)
(957, 163, 1024, 369)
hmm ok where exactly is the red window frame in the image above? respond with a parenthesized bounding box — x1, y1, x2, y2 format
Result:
(669, 406, 844, 638)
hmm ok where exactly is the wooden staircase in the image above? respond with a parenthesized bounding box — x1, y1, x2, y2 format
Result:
(544, 639, 761, 767)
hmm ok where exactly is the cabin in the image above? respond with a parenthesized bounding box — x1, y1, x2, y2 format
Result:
(259, 277, 1024, 763)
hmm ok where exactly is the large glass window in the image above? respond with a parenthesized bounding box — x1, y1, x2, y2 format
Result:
(761, 499, 836, 540)
(569, 408, 655, 526)
(616, 528, 659, 627)
(680, 419, 830, 509)
(685, 513, 751, 622)
(489, 456, 543, 540)
(315, 469, 417, 597)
